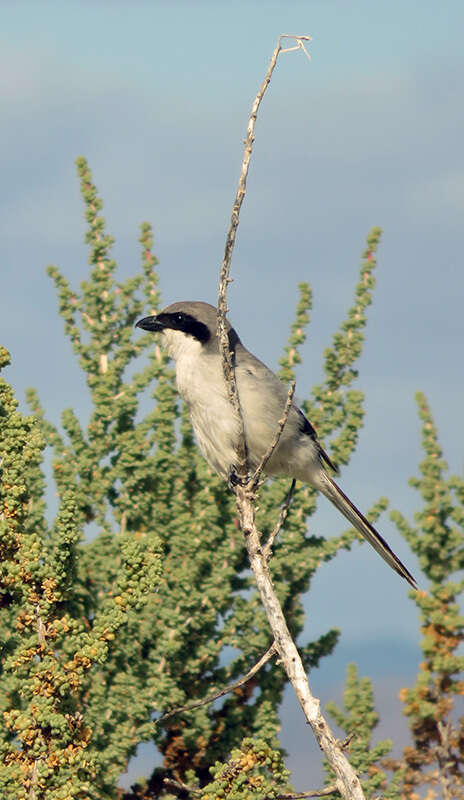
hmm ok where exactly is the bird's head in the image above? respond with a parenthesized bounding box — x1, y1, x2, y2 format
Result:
(136, 301, 239, 361)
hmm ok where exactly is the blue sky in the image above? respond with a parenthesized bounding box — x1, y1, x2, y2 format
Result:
(2, 0, 463, 789)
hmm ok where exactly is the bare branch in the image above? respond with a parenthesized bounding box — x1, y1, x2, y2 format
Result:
(156, 644, 276, 725)
(338, 733, 356, 751)
(263, 478, 296, 559)
(274, 785, 339, 799)
(216, 34, 365, 800)
(163, 777, 200, 796)
(252, 380, 296, 485)
(217, 35, 311, 478)
(437, 721, 457, 800)
(163, 773, 339, 799)
(279, 33, 312, 61)
(237, 486, 365, 799)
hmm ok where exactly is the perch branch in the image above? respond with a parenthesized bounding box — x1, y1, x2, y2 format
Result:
(216, 35, 366, 800)
(236, 488, 364, 798)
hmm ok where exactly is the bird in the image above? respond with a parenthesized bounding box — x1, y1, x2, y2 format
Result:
(136, 301, 416, 588)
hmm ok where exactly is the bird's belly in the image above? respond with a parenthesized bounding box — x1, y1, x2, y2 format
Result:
(189, 399, 240, 478)
(176, 360, 240, 478)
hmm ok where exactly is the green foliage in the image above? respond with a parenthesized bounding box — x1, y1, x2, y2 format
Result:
(27, 160, 381, 795)
(5, 157, 457, 799)
(277, 281, 312, 384)
(201, 738, 291, 799)
(316, 394, 464, 800)
(388, 393, 464, 799)
(0, 347, 162, 799)
(324, 664, 392, 798)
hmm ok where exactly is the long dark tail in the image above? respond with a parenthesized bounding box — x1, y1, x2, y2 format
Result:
(316, 472, 417, 588)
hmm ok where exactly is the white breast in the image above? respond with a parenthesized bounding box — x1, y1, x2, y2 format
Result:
(163, 330, 240, 478)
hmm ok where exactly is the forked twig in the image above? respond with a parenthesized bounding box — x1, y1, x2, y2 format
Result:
(155, 644, 276, 725)
(251, 380, 296, 485)
(263, 478, 296, 559)
(279, 33, 312, 61)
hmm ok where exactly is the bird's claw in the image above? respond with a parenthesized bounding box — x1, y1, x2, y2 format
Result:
(228, 465, 249, 490)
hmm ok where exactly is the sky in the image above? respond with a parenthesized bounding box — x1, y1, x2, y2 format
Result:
(2, 0, 463, 790)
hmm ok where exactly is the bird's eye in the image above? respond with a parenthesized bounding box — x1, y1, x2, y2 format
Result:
(177, 314, 184, 321)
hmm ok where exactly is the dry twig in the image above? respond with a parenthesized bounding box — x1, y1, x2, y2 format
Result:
(163, 776, 338, 799)
(273, 785, 339, 799)
(155, 644, 275, 725)
(338, 733, 356, 751)
(236, 489, 364, 799)
(215, 34, 366, 800)
(252, 380, 296, 485)
(436, 720, 457, 800)
(263, 478, 296, 559)
(163, 777, 200, 795)
(217, 35, 310, 478)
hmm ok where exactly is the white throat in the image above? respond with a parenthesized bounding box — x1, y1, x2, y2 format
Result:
(161, 329, 204, 363)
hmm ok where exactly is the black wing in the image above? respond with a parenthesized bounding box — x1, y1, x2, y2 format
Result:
(298, 410, 339, 474)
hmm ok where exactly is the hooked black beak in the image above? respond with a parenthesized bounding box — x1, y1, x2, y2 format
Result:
(135, 315, 164, 332)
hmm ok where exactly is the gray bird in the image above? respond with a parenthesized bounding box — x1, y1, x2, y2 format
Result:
(136, 301, 416, 588)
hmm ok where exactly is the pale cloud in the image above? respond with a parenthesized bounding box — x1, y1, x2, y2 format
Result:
(407, 170, 464, 220)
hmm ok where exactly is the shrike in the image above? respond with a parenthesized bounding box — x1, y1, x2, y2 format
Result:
(136, 301, 416, 588)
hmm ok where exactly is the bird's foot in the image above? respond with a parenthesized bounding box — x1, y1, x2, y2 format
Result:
(228, 465, 250, 490)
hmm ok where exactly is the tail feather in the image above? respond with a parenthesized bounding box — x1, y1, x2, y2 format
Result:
(317, 473, 417, 589)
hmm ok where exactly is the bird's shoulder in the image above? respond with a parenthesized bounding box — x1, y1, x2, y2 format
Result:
(234, 344, 283, 385)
